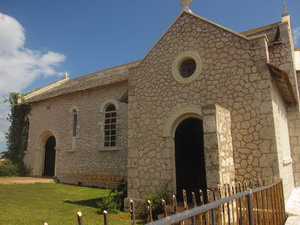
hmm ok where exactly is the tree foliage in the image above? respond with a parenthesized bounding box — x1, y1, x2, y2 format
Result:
(2, 92, 31, 175)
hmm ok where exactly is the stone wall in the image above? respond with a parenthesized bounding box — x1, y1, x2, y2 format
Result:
(127, 12, 280, 201)
(202, 105, 235, 187)
(216, 105, 235, 185)
(271, 80, 294, 198)
(24, 81, 128, 188)
(293, 70, 300, 186)
(268, 21, 300, 189)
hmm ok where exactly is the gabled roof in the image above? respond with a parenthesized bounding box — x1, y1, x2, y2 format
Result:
(139, 10, 266, 65)
(241, 22, 282, 45)
(26, 61, 140, 102)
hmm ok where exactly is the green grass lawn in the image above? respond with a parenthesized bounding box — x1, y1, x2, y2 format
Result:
(0, 183, 140, 225)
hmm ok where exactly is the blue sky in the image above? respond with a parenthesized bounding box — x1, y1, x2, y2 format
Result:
(0, 0, 300, 153)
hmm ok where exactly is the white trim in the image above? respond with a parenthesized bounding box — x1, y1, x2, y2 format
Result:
(99, 147, 119, 152)
(172, 51, 203, 84)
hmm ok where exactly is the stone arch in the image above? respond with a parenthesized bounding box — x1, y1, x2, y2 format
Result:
(163, 105, 202, 138)
(33, 129, 60, 177)
(69, 105, 79, 113)
(100, 99, 120, 113)
(162, 105, 203, 195)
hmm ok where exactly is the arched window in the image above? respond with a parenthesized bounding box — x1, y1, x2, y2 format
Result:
(104, 104, 117, 147)
(73, 109, 78, 137)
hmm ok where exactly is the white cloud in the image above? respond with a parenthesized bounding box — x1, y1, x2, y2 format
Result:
(294, 27, 300, 47)
(0, 13, 66, 152)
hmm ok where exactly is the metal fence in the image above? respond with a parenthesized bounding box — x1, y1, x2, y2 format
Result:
(43, 178, 286, 225)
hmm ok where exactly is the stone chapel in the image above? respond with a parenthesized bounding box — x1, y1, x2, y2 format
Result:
(23, 4, 300, 204)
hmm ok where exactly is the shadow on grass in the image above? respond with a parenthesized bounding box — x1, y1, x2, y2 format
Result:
(64, 197, 105, 208)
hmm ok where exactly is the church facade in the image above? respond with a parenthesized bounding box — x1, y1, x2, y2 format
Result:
(23, 8, 300, 203)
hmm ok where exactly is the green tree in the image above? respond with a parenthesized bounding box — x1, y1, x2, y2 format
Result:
(2, 92, 31, 175)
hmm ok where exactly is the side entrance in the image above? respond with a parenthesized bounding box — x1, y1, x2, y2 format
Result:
(43, 136, 56, 177)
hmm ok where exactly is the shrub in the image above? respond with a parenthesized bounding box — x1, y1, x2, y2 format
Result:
(113, 179, 127, 210)
(140, 190, 170, 220)
(97, 194, 121, 214)
(0, 159, 19, 176)
(97, 179, 127, 214)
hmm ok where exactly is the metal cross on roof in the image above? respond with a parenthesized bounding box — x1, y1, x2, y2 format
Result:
(282, 0, 289, 16)
(283, 1, 287, 13)
(180, 0, 193, 11)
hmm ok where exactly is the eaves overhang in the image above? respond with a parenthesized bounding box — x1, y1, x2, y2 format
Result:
(268, 63, 297, 105)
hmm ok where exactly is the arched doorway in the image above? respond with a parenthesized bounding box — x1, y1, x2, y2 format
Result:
(43, 136, 56, 176)
(175, 117, 207, 200)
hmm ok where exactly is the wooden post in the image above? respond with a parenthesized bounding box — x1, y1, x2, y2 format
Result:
(147, 200, 153, 222)
(162, 199, 167, 218)
(130, 199, 135, 225)
(199, 189, 204, 225)
(191, 192, 197, 225)
(183, 189, 188, 211)
(173, 195, 178, 214)
(206, 189, 210, 225)
(77, 211, 84, 225)
(103, 210, 109, 225)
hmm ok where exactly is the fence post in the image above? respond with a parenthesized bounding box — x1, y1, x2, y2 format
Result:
(199, 190, 204, 225)
(77, 212, 84, 225)
(191, 192, 197, 225)
(130, 200, 135, 225)
(173, 195, 178, 214)
(247, 189, 255, 225)
(183, 189, 188, 211)
(103, 210, 109, 225)
(279, 180, 286, 223)
(162, 199, 167, 218)
(147, 200, 153, 222)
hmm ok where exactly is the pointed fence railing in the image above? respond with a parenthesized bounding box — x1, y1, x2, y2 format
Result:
(144, 178, 286, 225)
(43, 177, 286, 225)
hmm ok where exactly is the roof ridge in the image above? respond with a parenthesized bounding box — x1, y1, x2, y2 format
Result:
(70, 60, 141, 82)
(24, 77, 69, 100)
(241, 22, 281, 35)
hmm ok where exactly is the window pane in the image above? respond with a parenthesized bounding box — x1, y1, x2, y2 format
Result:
(73, 113, 77, 137)
(106, 104, 116, 112)
(103, 103, 117, 147)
